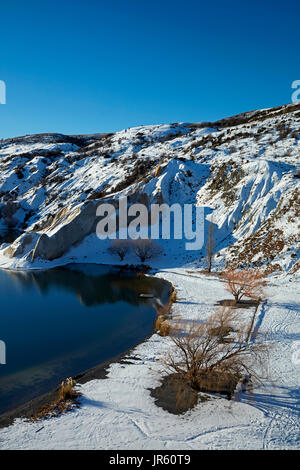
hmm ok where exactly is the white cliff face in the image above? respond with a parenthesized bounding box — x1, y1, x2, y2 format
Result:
(0, 103, 299, 273)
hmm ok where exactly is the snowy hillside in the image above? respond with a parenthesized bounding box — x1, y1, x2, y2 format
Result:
(0, 102, 300, 275)
(0, 104, 299, 450)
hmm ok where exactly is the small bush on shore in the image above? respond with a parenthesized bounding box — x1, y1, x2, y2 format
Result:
(162, 305, 270, 399)
(59, 377, 78, 401)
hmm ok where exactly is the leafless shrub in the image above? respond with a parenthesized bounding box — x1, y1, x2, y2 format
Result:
(155, 316, 171, 336)
(221, 268, 266, 304)
(108, 239, 131, 261)
(131, 239, 163, 263)
(163, 305, 270, 397)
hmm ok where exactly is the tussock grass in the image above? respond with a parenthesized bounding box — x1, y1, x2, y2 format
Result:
(31, 378, 81, 421)
(155, 316, 171, 336)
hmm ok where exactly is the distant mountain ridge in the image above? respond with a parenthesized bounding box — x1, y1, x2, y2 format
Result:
(0, 102, 299, 275)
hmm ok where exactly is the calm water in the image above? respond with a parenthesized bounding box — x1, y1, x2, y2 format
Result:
(0, 264, 171, 415)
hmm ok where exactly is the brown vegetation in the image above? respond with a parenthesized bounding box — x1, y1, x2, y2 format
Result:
(162, 305, 270, 399)
(221, 268, 266, 304)
(108, 239, 131, 261)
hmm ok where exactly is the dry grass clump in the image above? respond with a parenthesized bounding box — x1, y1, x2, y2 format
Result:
(107, 238, 164, 263)
(59, 377, 78, 401)
(31, 378, 81, 421)
(155, 316, 171, 337)
(169, 288, 177, 304)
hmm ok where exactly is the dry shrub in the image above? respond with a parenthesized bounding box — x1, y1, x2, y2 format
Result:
(154, 164, 163, 177)
(205, 219, 216, 273)
(59, 377, 78, 401)
(221, 268, 266, 304)
(2, 201, 20, 227)
(169, 288, 177, 303)
(163, 305, 270, 398)
(108, 239, 131, 261)
(208, 304, 237, 341)
(155, 316, 171, 336)
(131, 239, 163, 263)
(32, 378, 81, 421)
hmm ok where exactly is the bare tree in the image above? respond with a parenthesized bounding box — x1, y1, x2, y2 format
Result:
(221, 268, 266, 304)
(163, 305, 270, 397)
(131, 239, 163, 263)
(205, 219, 216, 273)
(108, 239, 130, 261)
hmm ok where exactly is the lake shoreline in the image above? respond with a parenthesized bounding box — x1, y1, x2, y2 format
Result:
(0, 267, 174, 430)
(0, 329, 155, 429)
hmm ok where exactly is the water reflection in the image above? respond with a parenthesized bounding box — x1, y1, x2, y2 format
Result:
(7, 264, 168, 307)
(0, 264, 170, 415)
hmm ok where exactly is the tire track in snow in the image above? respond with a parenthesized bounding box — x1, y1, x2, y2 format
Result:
(245, 299, 300, 450)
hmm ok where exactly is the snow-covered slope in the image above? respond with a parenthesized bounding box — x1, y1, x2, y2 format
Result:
(0, 105, 299, 450)
(0, 103, 300, 274)
(1, 269, 299, 449)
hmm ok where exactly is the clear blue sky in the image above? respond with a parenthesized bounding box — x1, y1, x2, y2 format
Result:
(0, 0, 299, 139)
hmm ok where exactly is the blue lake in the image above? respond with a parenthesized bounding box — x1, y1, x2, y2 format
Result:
(0, 264, 171, 415)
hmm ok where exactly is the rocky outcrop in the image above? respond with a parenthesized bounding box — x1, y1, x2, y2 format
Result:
(3, 232, 39, 258)
(31, 201, 98, 261)
(3, 192, 153, 262)
(1, 103, 300, 273)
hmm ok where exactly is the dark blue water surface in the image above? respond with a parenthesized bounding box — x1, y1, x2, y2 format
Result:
(0, 264, 171, 415)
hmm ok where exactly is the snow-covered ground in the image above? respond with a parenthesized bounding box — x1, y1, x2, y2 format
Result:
(0, 268, 299, 450)
(0, 103, 299, 449)
(0, 102, 300, 274)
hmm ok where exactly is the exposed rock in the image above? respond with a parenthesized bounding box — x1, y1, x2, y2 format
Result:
(31, 201, 98, 261)
(0, 103, 300, 271)
(3, 232, 39, 258)
(30, 193, 151, 261)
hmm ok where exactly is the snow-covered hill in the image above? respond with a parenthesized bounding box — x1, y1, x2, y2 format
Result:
(0, 104, 299, 450)
(0, 102, 300, 275)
